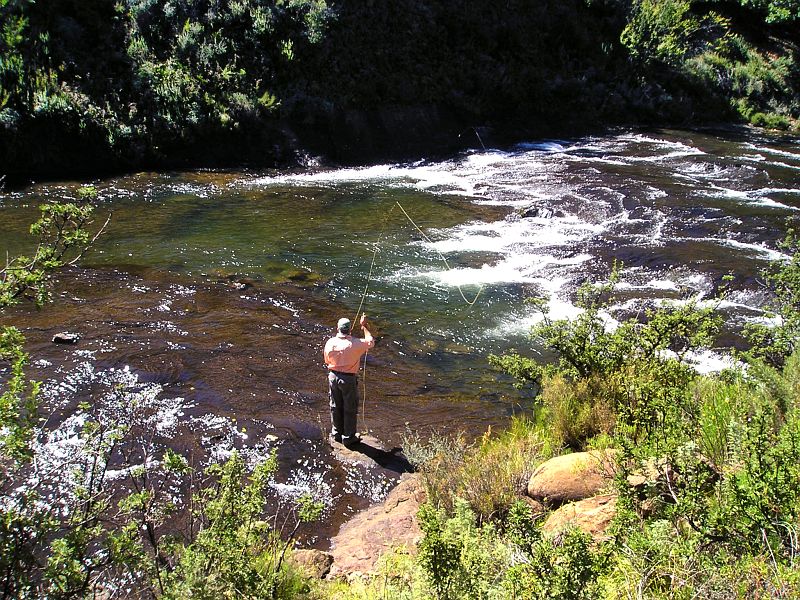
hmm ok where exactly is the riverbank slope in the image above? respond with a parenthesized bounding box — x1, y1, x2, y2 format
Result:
(1, 0, 798, 184)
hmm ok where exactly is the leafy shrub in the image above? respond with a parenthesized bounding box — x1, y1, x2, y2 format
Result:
(156, 451, 322, 599)
(491, 267, 719, 449)
(749, 111, 791, 129)
(504, 527, 606, 600)
(746, 225, 800, 365)
(417, 499, 509, 600)
(621, 0, 728, 67)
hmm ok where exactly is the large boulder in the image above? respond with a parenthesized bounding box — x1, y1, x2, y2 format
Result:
(328, 473, 426, 579)
(542, 494, 618, 541)
(527, 450, 618, 504)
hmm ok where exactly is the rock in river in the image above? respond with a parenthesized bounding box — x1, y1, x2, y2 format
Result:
(52, 332, 80, 344)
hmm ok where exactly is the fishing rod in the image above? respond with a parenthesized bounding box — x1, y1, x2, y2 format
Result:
(351, 200, 486, 433)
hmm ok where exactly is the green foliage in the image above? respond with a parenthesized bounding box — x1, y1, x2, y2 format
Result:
(122, 0, 331, 139)
(0, 186, 100, 309)
(491, 265, 719, 449)
(538, 374, 615, 448)
(621, 0, 728, 68)
(417, 500, 509, 600)
(741, 0, 800, 23)
(492, 268, 718, 385)
(157, 451, 322, 599)
(416, 499, 606, 600)
(504, 527, 605, 600)
(0, 327, 38, 463)
(745, 224, 800, 366)
(1, 0, 333, 177)
(406, 418, 552, 523)
(620, 0, 799, 130)
(3, 0, 800, 178)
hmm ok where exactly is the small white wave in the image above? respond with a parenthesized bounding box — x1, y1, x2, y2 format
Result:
(700, 185, 799, 210)
(717, 238, 788, 261)
(746, 144, 800, 163)
(617, 134, 706, 161)
(410, 251, 593, 288)
(740, 154, 800, 171)
(419, 216, 602, 255)
(514, 141, 568, 153)
(684, 349, 740, 374)
(615, 279, 679, 292)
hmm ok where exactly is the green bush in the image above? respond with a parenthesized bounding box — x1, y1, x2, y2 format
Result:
(415, 498, 608, 600)
(538, 374, 615, 449)
(746, 225, 800, 366)
(504, 527, 606, 600)
(156, 451, 322, 599)
(491, 266, 719, 450)
(417, 500, 509, 600)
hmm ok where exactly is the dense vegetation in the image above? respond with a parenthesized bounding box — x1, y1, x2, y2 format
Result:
(1, 0, 799, 182)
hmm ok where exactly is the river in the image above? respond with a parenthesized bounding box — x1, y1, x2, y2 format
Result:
(1, 126, 799, 544)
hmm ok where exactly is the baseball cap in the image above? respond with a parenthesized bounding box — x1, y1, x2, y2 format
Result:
(337, 317, 351, 333)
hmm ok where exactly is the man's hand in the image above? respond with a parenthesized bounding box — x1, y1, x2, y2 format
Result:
(360, 313, 374, 343)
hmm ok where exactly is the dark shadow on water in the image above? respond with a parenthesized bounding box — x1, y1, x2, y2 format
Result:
(348, 441, 415, 475)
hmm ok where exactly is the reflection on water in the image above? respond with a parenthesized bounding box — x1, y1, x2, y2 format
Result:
(1, 126, 799, 542)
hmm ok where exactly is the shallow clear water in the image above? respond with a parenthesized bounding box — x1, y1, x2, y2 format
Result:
(2, 126, 799, 542)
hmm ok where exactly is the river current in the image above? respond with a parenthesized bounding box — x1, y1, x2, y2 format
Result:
(1, 127, 799, 544)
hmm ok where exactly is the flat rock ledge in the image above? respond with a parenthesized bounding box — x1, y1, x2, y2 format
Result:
(329, 434, 413, 474)
(527, 449, 619, 505)
(330, 434, 386, 467)
(541, 493, 618, 542)
(327, 473, 426, 579)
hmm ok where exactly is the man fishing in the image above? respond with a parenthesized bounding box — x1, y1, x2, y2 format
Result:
(324, 313, 374, 448)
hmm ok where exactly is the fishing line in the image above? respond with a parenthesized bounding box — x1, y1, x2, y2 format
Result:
(352, 203, 397, 434)
(351, 199, 486, 435)
(394, 201, 485, 306)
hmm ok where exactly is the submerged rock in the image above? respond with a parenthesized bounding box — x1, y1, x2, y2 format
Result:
(527, 449, 618, 504)
(328, 473, 425, 579)
(52, 332, 80, 345)
(519, 205, 566, 219)
(276, 268, 326, 286)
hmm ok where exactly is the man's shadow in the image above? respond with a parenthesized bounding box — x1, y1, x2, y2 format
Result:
(345, 440, 415, 474)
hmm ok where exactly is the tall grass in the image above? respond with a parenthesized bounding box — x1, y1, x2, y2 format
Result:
(403, 417, 554, 523)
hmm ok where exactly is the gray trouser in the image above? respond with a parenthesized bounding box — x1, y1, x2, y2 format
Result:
(328, 371, 359, 443)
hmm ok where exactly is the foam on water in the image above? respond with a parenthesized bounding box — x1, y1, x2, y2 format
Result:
(746, 144, 800, 163)
(241, 130, 799, 355)
(716, 238, 789, 261)
(420, 216, 603, 255)
(700, 185, 800, 210)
